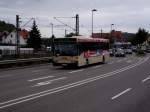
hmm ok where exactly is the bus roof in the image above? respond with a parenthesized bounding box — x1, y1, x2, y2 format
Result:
(76, 37, 109, 43)
(54, 36, 109, 43)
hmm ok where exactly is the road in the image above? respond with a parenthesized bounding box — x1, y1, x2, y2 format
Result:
(0, 54, 150, 112)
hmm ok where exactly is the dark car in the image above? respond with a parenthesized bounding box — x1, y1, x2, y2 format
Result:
(146, 46, 150, 53)
(132, 46, 137, 52)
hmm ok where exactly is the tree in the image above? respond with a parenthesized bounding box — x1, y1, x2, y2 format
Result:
(0, 20, 15, 32)
(27, 20, 41, 50)
(132, 28, 149, 46)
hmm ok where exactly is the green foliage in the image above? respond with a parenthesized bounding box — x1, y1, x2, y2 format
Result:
(136, 48, 146, 56)
(0, 20, 15, 32)
(27, 20, 41, 50)
(41, 38, 52, 47)
(131, 28, 149, 45)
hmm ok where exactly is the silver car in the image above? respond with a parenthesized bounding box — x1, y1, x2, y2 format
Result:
(115, 48, 125, 57)
(125, 49, 132, 54)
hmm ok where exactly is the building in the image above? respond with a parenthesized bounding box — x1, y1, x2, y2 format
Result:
(2, 29, 29, 46)
(92, 30, 123, 42)
(92, 33, 110, 39)
(111, 30, 123, 42)
(0, 31, 9, 44)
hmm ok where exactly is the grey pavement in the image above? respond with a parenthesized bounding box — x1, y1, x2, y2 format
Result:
(0, 54, 150, 112)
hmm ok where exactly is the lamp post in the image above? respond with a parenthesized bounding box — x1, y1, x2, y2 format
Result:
(50, 23, 54, 37)
(92, 9, 97, 37)
(101, 29, 103, 38)
(110, 24, 114, 38)
(110, 24, 115, 44)
(111, 24, 114, 32)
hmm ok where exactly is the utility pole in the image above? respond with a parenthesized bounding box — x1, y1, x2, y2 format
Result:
(50, 23, 55, 56)
(54, 14, 79, 36)
(16, 15, 20, 56)
(75, 14, 79, 36)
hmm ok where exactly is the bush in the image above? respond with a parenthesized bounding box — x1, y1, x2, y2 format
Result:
(136, 49, 146, 56)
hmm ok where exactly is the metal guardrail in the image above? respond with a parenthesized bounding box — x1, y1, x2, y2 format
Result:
(0, 57, 52, 65)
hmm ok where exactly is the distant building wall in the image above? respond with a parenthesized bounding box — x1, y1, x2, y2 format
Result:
(92, 31, 123, 42)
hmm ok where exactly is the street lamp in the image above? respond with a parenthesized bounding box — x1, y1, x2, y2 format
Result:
(110, 24, 115, 44)
(50, 23, 54, 37)
(92, 9, 97, 37)
(110, 24, 114, 38)
(111, 24, 114, 32)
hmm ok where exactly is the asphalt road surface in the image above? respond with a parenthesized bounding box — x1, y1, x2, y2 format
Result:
(0, 54, 150, 112)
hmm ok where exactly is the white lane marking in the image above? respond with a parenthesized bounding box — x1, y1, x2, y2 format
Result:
(32, 69, 48, 73)
(69, 69, 84, 74)
(123, 58, 127, 60)
(142, 76, 150, 83)
(117, 60, 122, 63)
(126, 60, 132, 63)
(138, 57, 143, 61)
(28, 76, 54, 82)
(108, 62, 114, 65)
(111, 88, 132, 100)
(92, 65, 102, 68)
(0, 57, 148, 109)
(0, 75, 11, 78)
(32, 77, 67, 87)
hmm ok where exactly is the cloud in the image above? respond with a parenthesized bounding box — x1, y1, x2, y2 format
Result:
(0, 0, 150, 37)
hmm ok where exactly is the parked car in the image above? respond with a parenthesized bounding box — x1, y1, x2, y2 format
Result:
(109, 49, 115, 56)
(125, 49, 132, 54)
(132, 46, 137, 52)
(115, 48, 125, 57)
(146, 46, 150, 53)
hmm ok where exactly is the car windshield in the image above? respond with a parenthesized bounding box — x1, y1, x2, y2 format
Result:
(117, 48, 124, 52)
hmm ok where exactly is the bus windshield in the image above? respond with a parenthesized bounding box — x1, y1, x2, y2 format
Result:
(54, 43, 78, 56)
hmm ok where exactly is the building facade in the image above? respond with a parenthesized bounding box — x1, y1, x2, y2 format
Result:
(92, 30, 123, 42)
(2, 29, 29, 45)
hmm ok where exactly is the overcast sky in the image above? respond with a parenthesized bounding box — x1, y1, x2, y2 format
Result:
(0, 0, 150, 37)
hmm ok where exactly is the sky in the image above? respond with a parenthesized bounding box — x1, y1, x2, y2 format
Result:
(0, 0, 150, 37)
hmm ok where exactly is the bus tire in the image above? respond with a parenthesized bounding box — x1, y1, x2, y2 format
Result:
(102, 56, 105, 64)
(52, 62, 59, 66)
(86, 59, 89, 65)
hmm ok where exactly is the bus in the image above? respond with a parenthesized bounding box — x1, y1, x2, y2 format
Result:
(52, 36, 110, 67)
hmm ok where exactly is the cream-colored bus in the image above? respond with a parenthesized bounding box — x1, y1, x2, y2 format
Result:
(52, 36, 109, 67)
